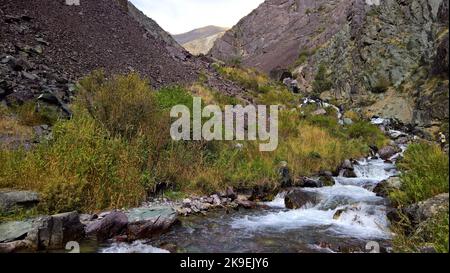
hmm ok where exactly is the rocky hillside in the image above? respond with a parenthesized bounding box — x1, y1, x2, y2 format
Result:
(295, 0, 449, 138)
(0, 0, 245, 108)
(174, 26, 228, 45)
(210, 0, 449, 139)
(209, 0, 354, 72)
(174, 26, 228, 55)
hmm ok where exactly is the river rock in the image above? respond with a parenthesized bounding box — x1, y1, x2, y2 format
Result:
(299, 177, 323, 188)
(284, 189, 321, 209)
(373, 177, 402, 197)
(378, 146, 400, 160)
(341, 169, 357, 178)
(278, 161, 292, 188)
(341, 159, 354, 170)
(0, 239, 33, 253)
(318, 175, 335, 187)
(0, 220, 34, 243)
(26, 211, 85, 250)
(236, 199, 257, 209)
(225, 186, 237, 200)
(85, 211, 128, 242)
(126, 206, 178, 240)
(0, 189, 40, 212)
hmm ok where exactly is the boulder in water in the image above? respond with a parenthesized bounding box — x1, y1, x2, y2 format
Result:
(341, 169, 357, 178)
(26, 211, 85, 250)
(0, 220, 34, 243)
(126, 206, 178, 240)
(85, 211, 128, 242)
(378, 146, 400, 160)
(373, 177, 402, 197)
(341, 159, 354, 170)
(298, 177, 323, 188)
(284, 189, 321, 209)
(0, 239, 33, 253)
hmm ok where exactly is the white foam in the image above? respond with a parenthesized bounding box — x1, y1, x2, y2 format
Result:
(231, 203, 390, 239)
(265, 192, 287, 208)
(101, 241, 170, 253)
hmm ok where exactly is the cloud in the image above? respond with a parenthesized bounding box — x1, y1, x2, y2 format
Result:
(129, 0, 264, 34)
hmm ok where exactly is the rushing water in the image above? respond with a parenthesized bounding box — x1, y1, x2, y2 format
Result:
(95, 107, 406, 253)
(97, 151, 402, 253)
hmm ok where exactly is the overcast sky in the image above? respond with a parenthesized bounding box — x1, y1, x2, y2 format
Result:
(130, 0, 265, 34)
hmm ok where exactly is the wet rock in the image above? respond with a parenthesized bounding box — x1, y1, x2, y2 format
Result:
(284, 189, 321, 209)
(318, 174, 335, 187)
(250, 184, 275, 202)
(299, 177, 323, 188)
(211, 194, 221, 206)
(395, 136, 409, 145)
(333, 208, 346, 220)
(341, 169, 357, 178)
(373, 177, 402, 198)
(225, 186, 237, 201)
(341, 159, 354, 170)
(85, 211, 128, 242)
(278, 161, 292, 188)
(0, 189, 40, 212)
(26, 211, 85, 250)
(0, 239, 33, 253)
(0, 220, 34, 243)
(126, 206, 178, 240)
(378, 146, 400, 160)
(236, 199, 257, 209)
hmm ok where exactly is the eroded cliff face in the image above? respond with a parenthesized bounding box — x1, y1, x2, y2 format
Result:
(210, 0, 449, 138)
(296, 0, 448, 137)
(209, 0, 354, 73)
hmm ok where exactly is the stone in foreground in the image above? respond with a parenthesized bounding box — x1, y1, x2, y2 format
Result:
(126, 206, 178, 240)
(285, 189, 321, 209)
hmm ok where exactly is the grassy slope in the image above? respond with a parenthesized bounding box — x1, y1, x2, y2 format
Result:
(1, 68, 386, 216)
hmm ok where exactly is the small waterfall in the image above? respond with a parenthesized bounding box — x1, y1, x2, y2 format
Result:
(231, 152, 401, 241)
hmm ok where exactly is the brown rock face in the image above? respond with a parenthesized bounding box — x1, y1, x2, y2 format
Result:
(209, 0, 354, 73)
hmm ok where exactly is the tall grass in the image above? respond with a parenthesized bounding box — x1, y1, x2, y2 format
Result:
(390, 142, 449, 253)
(0, 70, 387, 214)
(390, 142, 449, 205)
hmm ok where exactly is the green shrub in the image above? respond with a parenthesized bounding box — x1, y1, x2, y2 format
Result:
(156, 85, 193, 110)
(15, 101, 60, 126)
(347, 121, 388, 148)
(390, 142, 449, 206)
(78, 71, 161, 140)
(312, 64, 333, 93)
